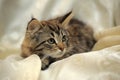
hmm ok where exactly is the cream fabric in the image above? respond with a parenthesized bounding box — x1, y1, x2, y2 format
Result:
(92, 26, 120, 50)
(0, 45, 120, 80)
(0, 54, 41, 80)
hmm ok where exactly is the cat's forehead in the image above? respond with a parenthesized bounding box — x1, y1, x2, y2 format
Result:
(40, 20, 62, 27)
(40, 21, 64, 31)
(39, 21, 67, 36)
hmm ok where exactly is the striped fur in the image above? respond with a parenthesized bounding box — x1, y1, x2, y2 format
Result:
(21, 12, 96, 70)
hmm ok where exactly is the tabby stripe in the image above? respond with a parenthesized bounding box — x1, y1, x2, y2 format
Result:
(56, 25, 60, 35)
(48, 25, 55, 31)
(35, 48, 44, 52)
(34, 41, 46, 49)
(55, 30, 60, 36)
(50, 33, 54, 37)
(60, 30, 63, 36)
(56, 24, 60, 30)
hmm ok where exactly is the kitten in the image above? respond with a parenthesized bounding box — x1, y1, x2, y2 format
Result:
(21, 11, 96, 70)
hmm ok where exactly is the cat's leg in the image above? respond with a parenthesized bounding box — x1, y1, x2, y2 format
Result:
(41, 57, 50, 70)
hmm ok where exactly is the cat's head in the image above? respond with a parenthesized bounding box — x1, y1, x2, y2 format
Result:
(21, 11, 73, 58)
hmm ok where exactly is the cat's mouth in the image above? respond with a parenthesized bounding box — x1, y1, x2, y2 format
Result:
(46, 49, 66, 58)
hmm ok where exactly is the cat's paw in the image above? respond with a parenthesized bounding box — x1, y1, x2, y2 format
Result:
(41, 59, 49, 70)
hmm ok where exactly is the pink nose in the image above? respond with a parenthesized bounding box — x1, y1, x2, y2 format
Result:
(58, 47, 64, 51)
(57, 43, 64, 51)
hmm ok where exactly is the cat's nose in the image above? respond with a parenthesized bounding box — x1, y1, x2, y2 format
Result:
(57, 43, 64, 51)
(59, 47, 64, 51)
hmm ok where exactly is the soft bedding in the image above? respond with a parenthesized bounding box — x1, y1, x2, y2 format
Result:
(0, 45, 120, 80)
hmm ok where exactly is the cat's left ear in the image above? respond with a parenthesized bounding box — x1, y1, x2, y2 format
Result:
(27, 18, 41, 33)
(60, 11, 73, 27)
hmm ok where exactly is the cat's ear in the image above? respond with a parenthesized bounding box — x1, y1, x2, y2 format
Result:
(27, 18, 41, 32)
(60, 11, 73, 26)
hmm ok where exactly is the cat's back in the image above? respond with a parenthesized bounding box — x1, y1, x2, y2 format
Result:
(68, 18, 93, 36)
(67, 18, 95, 52)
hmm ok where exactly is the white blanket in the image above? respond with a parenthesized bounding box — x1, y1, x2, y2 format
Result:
(0, 45, 120, 80)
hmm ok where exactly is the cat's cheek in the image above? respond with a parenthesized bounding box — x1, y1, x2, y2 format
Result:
(21, 45, 33, 58)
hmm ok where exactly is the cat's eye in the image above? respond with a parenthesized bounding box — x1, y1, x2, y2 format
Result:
(47, 38, 56, 44)
(62, 35, 67, 42)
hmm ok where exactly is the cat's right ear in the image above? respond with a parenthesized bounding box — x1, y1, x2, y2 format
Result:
(27, 18, 41, 32)
(60, 11, 73, 27)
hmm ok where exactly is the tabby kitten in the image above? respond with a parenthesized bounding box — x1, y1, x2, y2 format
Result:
(21, 12, 95, 70)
